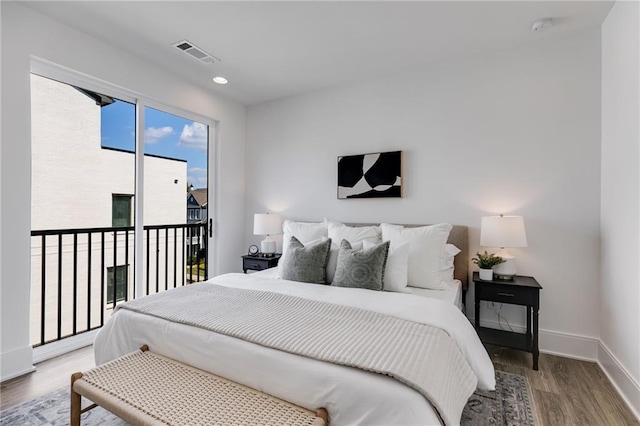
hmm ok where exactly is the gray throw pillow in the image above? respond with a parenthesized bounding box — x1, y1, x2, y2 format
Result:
(331, 239, 390, 291)
(280, 236, 332, 284)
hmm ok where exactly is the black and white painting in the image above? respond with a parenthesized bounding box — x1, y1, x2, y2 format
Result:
(337, 151, 402, 199)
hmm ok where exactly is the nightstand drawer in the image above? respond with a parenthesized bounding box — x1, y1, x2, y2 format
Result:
(242, 254, 281, 273)
(480, 284, 532, 305)
(245, 260, 268, 271)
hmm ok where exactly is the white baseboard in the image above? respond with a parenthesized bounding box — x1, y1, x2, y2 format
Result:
(1, 345, 35, 382)
(32, 330, 98, 364)
(538, 328, 598, 361)
(597, 341, 640, 421)
(470, 316, 599, 361)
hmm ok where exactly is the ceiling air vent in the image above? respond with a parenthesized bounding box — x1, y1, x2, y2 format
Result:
(172, 40, 219, 64)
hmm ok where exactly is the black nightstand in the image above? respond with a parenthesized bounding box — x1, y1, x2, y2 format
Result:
(473, 272, 543, 370)
(242, 254, 281, 273)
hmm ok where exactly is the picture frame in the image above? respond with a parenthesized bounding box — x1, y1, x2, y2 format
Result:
(337, 150, 402, 199)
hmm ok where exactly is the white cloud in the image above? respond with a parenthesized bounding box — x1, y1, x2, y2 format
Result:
(188, 168, 208, 188)
(144, 126, 173, 144)
(178, 122, 207, 150)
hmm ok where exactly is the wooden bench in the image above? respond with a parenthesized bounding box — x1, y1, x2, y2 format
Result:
(71, 345, 329, 426)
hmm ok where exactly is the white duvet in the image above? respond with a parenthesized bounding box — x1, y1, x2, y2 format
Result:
(94, 273, 495, 426)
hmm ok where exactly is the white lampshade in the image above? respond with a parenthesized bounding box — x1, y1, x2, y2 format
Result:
(253, 214, 282, 236)
(480, 215, 527, 248)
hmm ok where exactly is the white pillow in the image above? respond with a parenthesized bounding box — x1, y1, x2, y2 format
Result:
(363, 240, 410, 293)
(327, 221, 381, 246)
(326, 239, 363, 283)
(380, 223, 452, 290)
(279, 221, 328, 278)
(281, 220, 328, 258)
(440, 244, 461, 283)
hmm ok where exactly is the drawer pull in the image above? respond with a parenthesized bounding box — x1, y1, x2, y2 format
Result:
(498, 292, 514, 297)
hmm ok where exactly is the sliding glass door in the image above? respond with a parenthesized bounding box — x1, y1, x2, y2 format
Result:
(142, 106, 210, 295)
(29, 69, 215, 347)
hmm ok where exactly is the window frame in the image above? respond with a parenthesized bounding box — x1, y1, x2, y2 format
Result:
(112, 194, 133, 227)
(106, 264, 129, 305)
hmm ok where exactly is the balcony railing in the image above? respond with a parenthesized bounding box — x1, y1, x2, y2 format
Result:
(30, 223, 207, 348)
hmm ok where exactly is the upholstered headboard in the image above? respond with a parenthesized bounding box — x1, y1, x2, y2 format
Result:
(346, 223, 469, 291)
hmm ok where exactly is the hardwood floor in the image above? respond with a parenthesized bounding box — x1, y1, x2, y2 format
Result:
(486, 345, 639, 425)
(1, 344, 638, 425)
(1, 345, 95, 411)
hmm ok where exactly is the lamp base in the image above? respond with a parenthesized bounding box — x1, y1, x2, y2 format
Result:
(260, 237, 276, 255)
(493, 253, 517, 280)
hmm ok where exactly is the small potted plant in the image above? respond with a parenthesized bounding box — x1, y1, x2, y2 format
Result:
(472, 250, 505, 280)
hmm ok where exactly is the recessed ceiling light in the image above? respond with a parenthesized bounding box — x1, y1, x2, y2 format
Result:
(212, 76, 228, 85)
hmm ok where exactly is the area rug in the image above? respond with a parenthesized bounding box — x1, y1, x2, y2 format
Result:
(462, 370, 538, 426)
(1, 371, 536, 425)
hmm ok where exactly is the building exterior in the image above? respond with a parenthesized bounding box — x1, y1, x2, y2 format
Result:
(187, 188, 207, 224)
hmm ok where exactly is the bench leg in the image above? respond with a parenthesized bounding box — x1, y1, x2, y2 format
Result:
(70, 372, 83, 426)
(317, 407, 329, 425)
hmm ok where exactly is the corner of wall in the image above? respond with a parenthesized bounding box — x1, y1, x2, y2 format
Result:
(597, 341, 640, 421)
(1, 345, 35, 382)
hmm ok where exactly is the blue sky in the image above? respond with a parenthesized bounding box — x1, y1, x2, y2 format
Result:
(100, 101, 208, 188)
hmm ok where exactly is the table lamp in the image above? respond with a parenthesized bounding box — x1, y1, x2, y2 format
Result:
(253, 213, 282, 256)
(480, 215, 527, 279)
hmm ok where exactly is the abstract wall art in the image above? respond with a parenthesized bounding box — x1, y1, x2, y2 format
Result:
(337, 150, 402, 199)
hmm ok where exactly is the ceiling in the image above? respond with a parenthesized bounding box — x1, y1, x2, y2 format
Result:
(23, 1, 613, 106)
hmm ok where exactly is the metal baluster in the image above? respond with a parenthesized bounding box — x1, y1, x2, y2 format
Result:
(125, 229, 129, 301)
(173, 228, 177, 288)
(40, 234, 46, 346)
(196, 226, 200, 282)
(100, 232, 105, 327)
(73, 233, 78, 335)
(57, 234, 62, 341)
(156, 228, 159, 293)
(112, 230, 117, 309)
(146, 228, 150, 296)
(87, 233, 92, 330)
(182, 226, 185, 286)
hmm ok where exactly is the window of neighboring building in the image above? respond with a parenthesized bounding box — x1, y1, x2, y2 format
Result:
(107, 265, 128, 304)
(195, 209, 200, 220)
(112, 194, 132, 227)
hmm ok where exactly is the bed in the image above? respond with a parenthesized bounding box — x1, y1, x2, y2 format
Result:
(94, 223, 494, 426)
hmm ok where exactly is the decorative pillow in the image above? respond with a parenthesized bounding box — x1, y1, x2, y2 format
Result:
(380, 223, 452, 290)
(440, 244, 461, 283)
(326, 239, 363, 283)
(331, 239, 390, 291)
(279, 220, 328, 278)
(363, 240, 409, 293)
(279, 236, 332, 284)
(327, 221, 381, 245)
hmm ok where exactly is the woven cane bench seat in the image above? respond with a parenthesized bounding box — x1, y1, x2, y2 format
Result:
(71, 345, 328, 426)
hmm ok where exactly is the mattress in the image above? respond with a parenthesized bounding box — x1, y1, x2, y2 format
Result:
(255, 267, 463, 310)
(409, 280, 463, 310)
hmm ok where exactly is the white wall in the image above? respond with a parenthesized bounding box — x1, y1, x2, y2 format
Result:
(1, 2, 246, 381)
(600, 0, 640, 417)
(246, 29, 602, 359)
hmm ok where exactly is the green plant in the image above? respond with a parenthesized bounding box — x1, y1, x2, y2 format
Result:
(471, 250, 505, 269)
